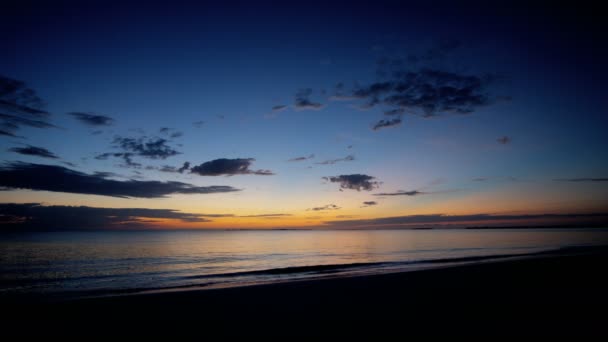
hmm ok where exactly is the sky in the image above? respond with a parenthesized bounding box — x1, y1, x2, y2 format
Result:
(1, 1, 608, 230)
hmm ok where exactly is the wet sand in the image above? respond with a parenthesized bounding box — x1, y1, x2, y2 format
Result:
(4, 247, 608, 337)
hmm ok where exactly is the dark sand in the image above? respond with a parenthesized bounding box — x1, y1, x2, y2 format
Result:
(4, 248, 608, 337)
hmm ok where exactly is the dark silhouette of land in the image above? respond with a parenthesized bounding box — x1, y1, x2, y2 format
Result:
(3, 247, 608, 337)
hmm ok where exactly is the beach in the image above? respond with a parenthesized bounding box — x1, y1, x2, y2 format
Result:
(4, 246, 607, 337)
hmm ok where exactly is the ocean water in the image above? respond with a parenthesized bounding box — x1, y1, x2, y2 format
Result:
(1, 228, 607, 300)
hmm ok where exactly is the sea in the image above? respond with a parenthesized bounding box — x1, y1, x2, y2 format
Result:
(2, 228, 608, 301)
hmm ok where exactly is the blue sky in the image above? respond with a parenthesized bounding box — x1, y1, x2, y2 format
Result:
(1, 1, 607, 229)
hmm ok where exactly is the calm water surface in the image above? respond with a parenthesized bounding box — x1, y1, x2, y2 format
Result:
(1, 229, 607, 299)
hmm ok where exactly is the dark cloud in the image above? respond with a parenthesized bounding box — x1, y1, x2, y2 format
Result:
(324, 213, 608, 229)
(0, 162, 240, 198)
(374, 190, 425, 196)
(190, 158, 274, 176)
(362, 201, 377, 207)
(8, 145, 58, 159)
(288, 154, 314, 162)
(330, 50, 499, 131)
(68, 112, 114, 126)
(0, 75, 54, 137)
(315, 155, 355, 165)
(97, 135, 181, 167)
(91, 130, 104, 135)
(472, 177, 488, 182)
(554, 178, 608, 182)
(294, 88, 323, 110)
(385, 69, 492, 116)
(324, 174, 380, 191)
(193, 121, 205, 128)
(497, 136, 511, 144)
(0, 203, 218, 231)
(373, 118, 402, 131)
(308, 204, 341, 211)
(113, 136, 180, 159)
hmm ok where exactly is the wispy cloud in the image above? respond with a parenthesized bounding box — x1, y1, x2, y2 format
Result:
(159, 127, 183, 138)
(361, 201, 377, 207)
(372, 118, 402, 131)
(497, 136, 511, 144)
(190, 158, 274, 176)
(1, 75, 55, 137)
(315, 155, 355, 165)
(307, 204, 341, 211)
(156, 162, 191, 174)
(0, 162, 240, 198)
(288, 154, 314, 162)
(294, 88, 324, 110)
(264, 105, 288, 119)
(68, 112, 114, 126)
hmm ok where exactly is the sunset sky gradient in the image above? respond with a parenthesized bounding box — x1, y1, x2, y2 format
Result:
(2, 1, 607, 229)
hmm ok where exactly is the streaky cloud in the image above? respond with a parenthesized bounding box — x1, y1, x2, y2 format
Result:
(374, 190, 425, 196)
(238, 213, 292, 218)
(1, 75, 54, 137)
(373, 118, 401, 131)
(315, 155, 355, 165)
(288, 154, 314, 162)
(68, 112, 114, 126)
(307, 204, 340, 211)
(8, 145, 59, 159)
(0, 203, 221, 231)
(325, 212, 608, 229)
(554, 178, 608, 182)
(0, 162, 240, 198)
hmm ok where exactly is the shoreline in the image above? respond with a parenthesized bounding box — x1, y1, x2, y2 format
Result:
(3, 245, 608, 336)
(4, 244, 604, 303)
